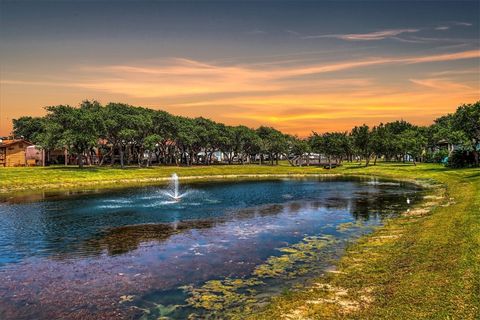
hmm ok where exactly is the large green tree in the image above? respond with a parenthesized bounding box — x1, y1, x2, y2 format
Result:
(451, 102, 480, 165)
(351, 125, 374, 167)
(256, 126, 288, 165)
(12, 116, 45, 143)
(399, 128, 427, 166)
(40, 101, 102, 168)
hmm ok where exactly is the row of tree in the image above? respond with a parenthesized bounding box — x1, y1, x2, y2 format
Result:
(11, 101, 480, 168)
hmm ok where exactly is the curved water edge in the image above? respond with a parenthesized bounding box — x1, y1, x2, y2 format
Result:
(0, 176, 426, 320)
(0, 173, 433, 204)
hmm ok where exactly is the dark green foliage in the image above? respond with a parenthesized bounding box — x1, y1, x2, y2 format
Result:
(425, 149, 449, 163)
(432, 102, 480, 167)
(351, 124, 374, 166)
(309, 132, 349, 167)
(446, 150, 477, 168)
(12, 116, 45, 143)
(10, 100, 479, 168)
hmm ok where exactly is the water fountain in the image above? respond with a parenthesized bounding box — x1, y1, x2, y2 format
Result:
(163, 173, 185, 201)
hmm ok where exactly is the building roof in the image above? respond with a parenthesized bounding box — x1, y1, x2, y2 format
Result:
(0, 139, 33, 148)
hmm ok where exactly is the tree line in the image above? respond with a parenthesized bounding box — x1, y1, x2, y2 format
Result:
(11, 101, 480, 168)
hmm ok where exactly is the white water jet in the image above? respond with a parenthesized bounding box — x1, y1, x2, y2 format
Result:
(163, 173, 185, 201)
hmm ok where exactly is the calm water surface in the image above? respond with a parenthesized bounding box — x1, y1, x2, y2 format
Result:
(0, 177, 422, 319)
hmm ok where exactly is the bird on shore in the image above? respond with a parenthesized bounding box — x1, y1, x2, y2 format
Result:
(407, 198, 411, 205)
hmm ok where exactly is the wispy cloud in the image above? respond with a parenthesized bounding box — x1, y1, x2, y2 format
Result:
(285, 29, 301, 36)
(429, 68, 479, 77)
(410, 78, 473, 90)
(246, 29, 267, 35)
(2, 49, 478, 135)
(301, 22, 471, 43)
(406, 35, 476, 44)
(402, 50, 479, 63)
(303, 28, 420, 41)
(4, 49, 479, 100)
(453, 21, 473, 27)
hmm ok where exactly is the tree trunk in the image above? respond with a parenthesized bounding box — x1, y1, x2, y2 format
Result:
(285, 153, 295, 166)
(78, 153, 84, 168)
(473, 149, 479, 166)
(127, 146, 132, 165)
(111, 145, 116, 166)
(120, 147, 124, 168)
(99, 147, 112, 166)
(138, 147, 143, 167)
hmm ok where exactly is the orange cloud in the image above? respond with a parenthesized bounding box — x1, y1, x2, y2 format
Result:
(303, 28, 420, 40)
(410, 78, 473, 90)
(1, 49, 479, 136)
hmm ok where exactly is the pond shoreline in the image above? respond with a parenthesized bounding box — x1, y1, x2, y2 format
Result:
(0, 166, 428, 199)
(0, 173, 337, 195)
(247, 165, 480, 319)
(1, 163, 478, 319)
(0, 172, 428, 204)
(0, 172, 422, 319)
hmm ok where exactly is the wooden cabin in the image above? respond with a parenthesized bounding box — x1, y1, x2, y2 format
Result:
(0, 139, 33, 167)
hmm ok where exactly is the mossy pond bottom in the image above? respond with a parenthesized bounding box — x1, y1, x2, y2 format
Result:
(0, 177, 422, 319)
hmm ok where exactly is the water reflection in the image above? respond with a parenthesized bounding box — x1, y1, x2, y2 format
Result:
(85, 220, 217, 255)
(0, 178, 423, 320)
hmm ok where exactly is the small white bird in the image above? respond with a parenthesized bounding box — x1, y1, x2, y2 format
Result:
(406, 198, 411, 205)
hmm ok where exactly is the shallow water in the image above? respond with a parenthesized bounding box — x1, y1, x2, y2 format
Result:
(0, 177, 422, 319)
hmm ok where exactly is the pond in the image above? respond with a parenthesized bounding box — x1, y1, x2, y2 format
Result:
(0, 176, 423, 319)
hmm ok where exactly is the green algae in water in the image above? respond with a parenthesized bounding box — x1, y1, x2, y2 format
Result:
(181, 278, 264, 312)
(253, 235, 335, 278)
(179, 235, 336, 317)
(336, 221, 366, 232)
(137, 302, 185, 320)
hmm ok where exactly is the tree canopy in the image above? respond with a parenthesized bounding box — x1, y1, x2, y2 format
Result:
(10, 100, 479, 168)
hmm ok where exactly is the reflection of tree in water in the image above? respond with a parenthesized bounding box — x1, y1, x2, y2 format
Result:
(349, 191, 414, 221)
(321, 197, 350, 210)
(68, 202, 303, 258)
(84, 220, 217, 255)
(78, 199, 338, 258)
(31, 187, 420, 260)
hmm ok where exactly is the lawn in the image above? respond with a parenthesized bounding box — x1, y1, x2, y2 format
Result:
(0, 162, 479, 319)
(0, 163, 328, 194)
(247, 163, 480, 319)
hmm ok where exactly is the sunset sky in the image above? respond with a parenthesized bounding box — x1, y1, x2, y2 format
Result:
(0, 0, 479, 137)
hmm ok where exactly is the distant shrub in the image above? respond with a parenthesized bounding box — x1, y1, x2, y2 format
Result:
(446, 150, 476, 168)
(425, 149, 449, 163)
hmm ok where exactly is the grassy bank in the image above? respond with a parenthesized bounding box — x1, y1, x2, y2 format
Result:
(1, 163, 479, 318)
(249, 164, 480, 319)
(0, 164, 325, 194)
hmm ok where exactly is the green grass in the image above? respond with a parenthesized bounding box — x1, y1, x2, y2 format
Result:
(1, 162, 479, 319)
(0, 163, 328, 194)
(247, 163, 480, 319)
